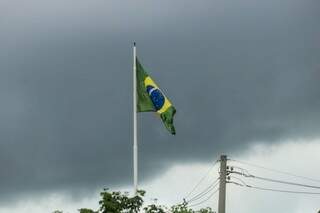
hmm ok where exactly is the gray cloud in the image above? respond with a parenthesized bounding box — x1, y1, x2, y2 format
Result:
(0, 0, 320, 204)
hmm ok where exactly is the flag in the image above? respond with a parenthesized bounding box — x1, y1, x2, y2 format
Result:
(136, 58, 176, 135)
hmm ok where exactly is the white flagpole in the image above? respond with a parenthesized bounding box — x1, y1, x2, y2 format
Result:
(133, 42, 138, 195)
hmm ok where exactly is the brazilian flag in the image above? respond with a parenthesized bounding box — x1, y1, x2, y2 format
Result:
(136, 58, 176, 135)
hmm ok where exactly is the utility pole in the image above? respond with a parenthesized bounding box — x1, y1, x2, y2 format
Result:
(218, 155, 227, 213)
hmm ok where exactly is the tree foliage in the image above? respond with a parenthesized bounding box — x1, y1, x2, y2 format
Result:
(79, 208, 98, 213)
(144, 204, 167, 213)
(98, 188, 145, 213)
(68, 189, 216, 213)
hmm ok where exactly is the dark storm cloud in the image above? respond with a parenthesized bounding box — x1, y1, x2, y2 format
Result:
(0, 0, 319, 202)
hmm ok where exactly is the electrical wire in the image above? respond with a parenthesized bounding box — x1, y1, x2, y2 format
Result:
(188, 188, 219, 208)
(229, 181, 320, 195)
(229, 176, 248, 186)
(187, 178, 219, 203)
(184, 159, 219, 199)
(230, 158, 320, 183)
(231, 170, 320, 190)
(229, 166, 251, 176)
(249, 186, 320, 195)
(253, 175, 320, 190)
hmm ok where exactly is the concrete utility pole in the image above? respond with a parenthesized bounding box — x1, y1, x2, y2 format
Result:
(218, 155, 227, 213)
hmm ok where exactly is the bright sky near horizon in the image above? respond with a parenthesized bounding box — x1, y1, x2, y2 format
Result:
(1, 140, 319, 212)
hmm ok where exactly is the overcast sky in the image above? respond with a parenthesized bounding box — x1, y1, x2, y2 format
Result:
(0, 0, 320, 212)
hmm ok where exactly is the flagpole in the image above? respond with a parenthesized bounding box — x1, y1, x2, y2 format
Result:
(133, 42, 138, 195)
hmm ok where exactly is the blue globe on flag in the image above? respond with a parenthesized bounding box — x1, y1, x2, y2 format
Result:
(146, 85, 165, 111)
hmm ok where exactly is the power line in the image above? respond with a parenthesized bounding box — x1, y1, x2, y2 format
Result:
(253, 175, 320, 190)
(231, 170, 320, 190)
(187, 178, 219, 203)
(184, 159, 219, 199)
(230, 181, 320, 195)
(188, 188, 219, 208)
(229, 176, 248, 186)
(229, 166, 251, 176)
(230, 158, 320, 183)
(249, 186, 320, 195)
